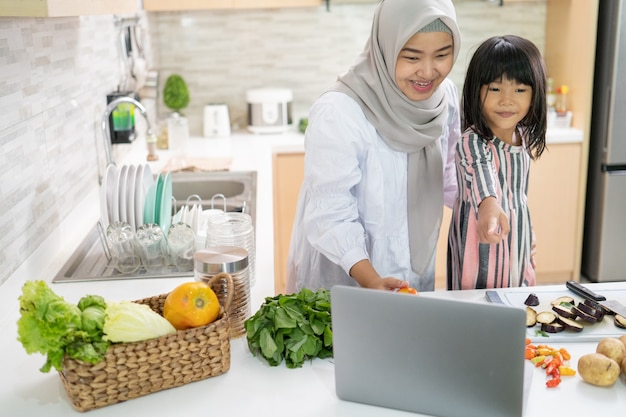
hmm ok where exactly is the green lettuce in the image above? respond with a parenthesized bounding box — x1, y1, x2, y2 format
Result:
(17, 281, 109, 373)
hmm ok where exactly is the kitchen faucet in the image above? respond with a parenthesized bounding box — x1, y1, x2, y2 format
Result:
(100, 96, 155, 168)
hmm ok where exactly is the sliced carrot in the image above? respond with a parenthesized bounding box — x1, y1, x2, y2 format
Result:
(559, 347, 571, 361)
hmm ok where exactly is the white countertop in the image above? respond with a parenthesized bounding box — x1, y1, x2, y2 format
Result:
(545, 127, 584, 144)
(2, 127, 617, 417)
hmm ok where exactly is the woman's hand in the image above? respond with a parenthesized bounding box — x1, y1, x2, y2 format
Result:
(349, 259, 412, 291)
(477, 197, 510, 244)
(380, 277, 411, 291)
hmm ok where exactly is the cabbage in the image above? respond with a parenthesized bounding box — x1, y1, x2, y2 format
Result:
(78, 294, 107, 338)
(103, 301, 176, 343)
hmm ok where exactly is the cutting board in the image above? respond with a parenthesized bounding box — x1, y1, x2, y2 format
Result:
(497, 288, 626, 343)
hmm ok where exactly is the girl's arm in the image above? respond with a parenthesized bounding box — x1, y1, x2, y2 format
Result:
(458, 133, 509, 244)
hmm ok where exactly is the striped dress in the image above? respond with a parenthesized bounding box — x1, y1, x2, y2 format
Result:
(447, 130, 536, 290)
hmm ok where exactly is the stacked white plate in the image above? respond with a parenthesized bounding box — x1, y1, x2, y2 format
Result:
(100, 163, 155, 232)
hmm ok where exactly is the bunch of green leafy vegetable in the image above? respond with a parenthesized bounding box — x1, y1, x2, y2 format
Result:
(17, 281, 177, 373)
(244, 288, 333, 368)
(17, 280, 109, 373)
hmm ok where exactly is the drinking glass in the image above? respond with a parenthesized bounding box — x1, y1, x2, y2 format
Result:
(135, 223, 168, 273)
(167, 222, 196, 271)
(106, 221, 140, 274)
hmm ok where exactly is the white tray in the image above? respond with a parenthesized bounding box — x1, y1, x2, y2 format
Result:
(496, 288, 626, 343)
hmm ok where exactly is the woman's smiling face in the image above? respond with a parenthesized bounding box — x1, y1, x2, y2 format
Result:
(395, 31, 454, 101)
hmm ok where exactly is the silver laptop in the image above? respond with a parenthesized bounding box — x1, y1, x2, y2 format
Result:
(331, 286, 529, 417)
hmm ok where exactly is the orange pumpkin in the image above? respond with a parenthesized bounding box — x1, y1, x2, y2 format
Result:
(163, 281, 221, 330)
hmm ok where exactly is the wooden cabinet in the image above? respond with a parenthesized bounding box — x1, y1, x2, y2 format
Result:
(144, 0, 321, 11)
(544, 0, 599, 282)
(434, 140, 584, 289)
(272, 151, 305, 295)
(0, 0, 138, 17)
(527, 142, 583, 283)
(275, 142, 583, 292)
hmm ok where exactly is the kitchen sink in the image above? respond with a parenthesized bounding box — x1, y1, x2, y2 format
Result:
(52, 170, 257, 283)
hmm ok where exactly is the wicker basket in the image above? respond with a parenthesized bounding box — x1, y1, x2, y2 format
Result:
(59, 273, 234, 412)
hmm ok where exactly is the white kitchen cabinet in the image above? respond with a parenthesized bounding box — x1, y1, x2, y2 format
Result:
(0, 0, 138, 17)
(143, 0, 321, 11)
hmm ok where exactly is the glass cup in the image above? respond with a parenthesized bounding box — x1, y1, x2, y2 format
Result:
(106, 221, 141, 274)
(135, 223, 168, 273)
(167, 222, 196, 271)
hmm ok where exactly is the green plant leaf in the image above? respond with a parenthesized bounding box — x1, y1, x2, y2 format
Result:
(163, 74, 190, 112)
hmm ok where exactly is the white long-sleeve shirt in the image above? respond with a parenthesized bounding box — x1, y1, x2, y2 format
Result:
(286, 79, 460, 293)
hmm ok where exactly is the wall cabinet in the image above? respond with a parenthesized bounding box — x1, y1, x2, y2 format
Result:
(143, 0, 321, 11)
(0, 0, 138, 17)
(272, 151, 305, 295)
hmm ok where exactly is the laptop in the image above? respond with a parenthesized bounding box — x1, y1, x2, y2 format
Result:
(331, 286, 530, 417)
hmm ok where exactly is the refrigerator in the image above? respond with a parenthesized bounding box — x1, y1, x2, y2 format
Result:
(581, 0, 626, 282)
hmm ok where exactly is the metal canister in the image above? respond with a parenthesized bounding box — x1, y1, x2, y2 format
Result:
(194, 246, 250, 339)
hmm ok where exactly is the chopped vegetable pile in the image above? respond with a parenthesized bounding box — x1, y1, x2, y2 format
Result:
(524, 338, 576, 388)
(244, 288, 333, 368)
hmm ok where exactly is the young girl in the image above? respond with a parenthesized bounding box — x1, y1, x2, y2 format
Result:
(447, 35, 547, 290)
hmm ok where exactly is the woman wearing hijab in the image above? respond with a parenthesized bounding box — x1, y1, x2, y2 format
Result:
(286, 0, 461, 293)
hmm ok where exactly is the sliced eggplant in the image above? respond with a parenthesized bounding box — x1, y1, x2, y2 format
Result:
(526, 306, 537, 327)
(572, 306, 599, 323)
(576, 302, 604, 320)
(550, 296, 575, 307)
(551, 303, 578, 319)
(524, 293, 540, 307)
(555, 315, 584, 332)
(541, 321, 565, 333)
(583, 298, 613, 315)
(614, 314, 626, 329)
(536, 311, 557, 325)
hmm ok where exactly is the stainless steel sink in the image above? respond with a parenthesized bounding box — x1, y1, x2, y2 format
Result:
(53, 170, 257, 283)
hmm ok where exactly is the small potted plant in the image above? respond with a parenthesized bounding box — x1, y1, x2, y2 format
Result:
(163, 74, 190, 115)
(162, 74, 190, 155)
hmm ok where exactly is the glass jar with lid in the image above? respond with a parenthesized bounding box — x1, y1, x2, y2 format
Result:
(205, 212, 256, 286)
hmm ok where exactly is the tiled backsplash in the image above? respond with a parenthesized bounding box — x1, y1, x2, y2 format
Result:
(0, 2, 545, 284)
(148, 2, 545, 135)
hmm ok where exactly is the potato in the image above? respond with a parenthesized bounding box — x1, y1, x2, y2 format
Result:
(596, 337, 626, 364)
(620, 334, 626, 349)
(622, 357, 626, 376)
(578, 353, 620, 386)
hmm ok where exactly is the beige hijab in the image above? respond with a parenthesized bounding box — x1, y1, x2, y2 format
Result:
(332, 0, 460, 275)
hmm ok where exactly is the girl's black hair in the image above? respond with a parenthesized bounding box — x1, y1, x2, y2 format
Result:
(462, 35, 547, 159)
